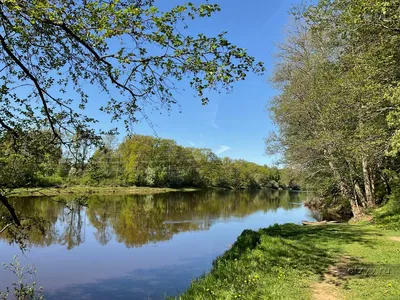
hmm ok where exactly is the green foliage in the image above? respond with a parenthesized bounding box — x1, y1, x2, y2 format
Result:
(0, 0, 264, 148)
(268, 0, 400, 217)
(33, 174, 64, 188)
(0, 256, 44, 300)
(0, 131, 295, 190)
(85, 147, 122, 185)
(116, 134, 291, 189)
(0, 154, 36, 188)
(375, 175, 400, 230)
(0, 131, 62, 189)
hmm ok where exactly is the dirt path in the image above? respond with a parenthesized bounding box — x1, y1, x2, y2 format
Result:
(313, 235, 400, 299)
(389, 236, 400, 242)
(311, 256, 352, 300)
(312, 282, 341, 300)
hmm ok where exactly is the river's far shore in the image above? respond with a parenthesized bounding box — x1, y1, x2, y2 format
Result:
(7, 186, 303, 198)
(8, 186, 201, 198)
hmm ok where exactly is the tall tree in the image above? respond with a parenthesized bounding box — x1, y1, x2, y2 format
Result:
(269, 1, 400, 218)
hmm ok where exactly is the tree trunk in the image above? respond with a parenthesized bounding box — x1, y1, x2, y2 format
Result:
(362, 157, 375, 208)
(349, 196, 363, 219)
(381, 173, 391, 196)
(327, 158, 363, 218)
(371, 172, 376, 202)
(354, 181, 367, 208)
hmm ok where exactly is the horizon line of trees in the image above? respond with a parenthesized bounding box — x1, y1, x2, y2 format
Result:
(0, 132, 299, 191)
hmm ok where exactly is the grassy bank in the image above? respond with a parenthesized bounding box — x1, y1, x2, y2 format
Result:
(9, 186, 200, 198)
(175, 222, 400, 299)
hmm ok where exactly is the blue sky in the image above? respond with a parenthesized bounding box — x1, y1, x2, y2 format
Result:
(87, 0, 307, 166)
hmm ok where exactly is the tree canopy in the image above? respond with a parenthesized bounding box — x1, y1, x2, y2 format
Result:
(0, 133, 293, 190)
(0, 0, 264, 143)
(269, 0, 400, 218)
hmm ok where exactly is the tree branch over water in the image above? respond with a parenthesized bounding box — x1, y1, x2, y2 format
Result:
(0, 194, 21, 227)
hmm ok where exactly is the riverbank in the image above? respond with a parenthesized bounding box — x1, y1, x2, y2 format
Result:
(8, 186, 201, 198)
(174, 221, 400, 299)
(8, 186, 301, 198)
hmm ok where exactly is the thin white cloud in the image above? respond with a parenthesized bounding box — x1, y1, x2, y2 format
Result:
(211, 103, 220, 129)
(189, 142, 195, 147)
(215, 145, 231, 155)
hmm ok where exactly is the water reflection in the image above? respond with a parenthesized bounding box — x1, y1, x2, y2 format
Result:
(46, 255, 214, 300)
(0, 190, 313, 299)
(2, 190, 307, 249)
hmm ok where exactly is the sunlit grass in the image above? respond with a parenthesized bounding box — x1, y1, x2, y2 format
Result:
(174, 223, 400, 299)
(374, 199, 400, 231)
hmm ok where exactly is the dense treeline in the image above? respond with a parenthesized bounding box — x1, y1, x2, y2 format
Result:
(268, 0, 400, 218)
(0, 133, 296, 190)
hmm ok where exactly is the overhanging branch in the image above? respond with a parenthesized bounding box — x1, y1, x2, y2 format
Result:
(0, 194, 21, 227)
(0, 33, 60, 141)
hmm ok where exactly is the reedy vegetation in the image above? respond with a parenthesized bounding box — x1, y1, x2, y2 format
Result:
(268, 0, 400, 218)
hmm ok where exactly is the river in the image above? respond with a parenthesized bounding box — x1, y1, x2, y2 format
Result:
(0, 189, 315, 299)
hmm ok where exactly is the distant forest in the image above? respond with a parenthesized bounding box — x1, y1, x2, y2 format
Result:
(0, 132, 298, 190)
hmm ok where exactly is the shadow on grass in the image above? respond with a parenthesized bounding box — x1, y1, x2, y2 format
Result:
(220, 223, 378, 278)
(173, 223, 385, 299)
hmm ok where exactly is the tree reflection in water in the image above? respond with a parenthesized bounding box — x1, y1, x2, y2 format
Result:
(1, 190, 307, 249)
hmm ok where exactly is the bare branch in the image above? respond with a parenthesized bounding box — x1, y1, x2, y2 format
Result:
(0, 223, 12, 235)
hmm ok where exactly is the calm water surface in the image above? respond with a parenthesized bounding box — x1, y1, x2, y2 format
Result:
(0, 190, 314, 299)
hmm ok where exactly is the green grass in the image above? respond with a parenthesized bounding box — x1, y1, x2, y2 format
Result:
(374, 200, 400, 231)
(9, 186, 200, 198)
(174, 223, 400, 300)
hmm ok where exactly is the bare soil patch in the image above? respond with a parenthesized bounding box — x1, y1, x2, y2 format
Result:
(311, 256, 353, 300)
